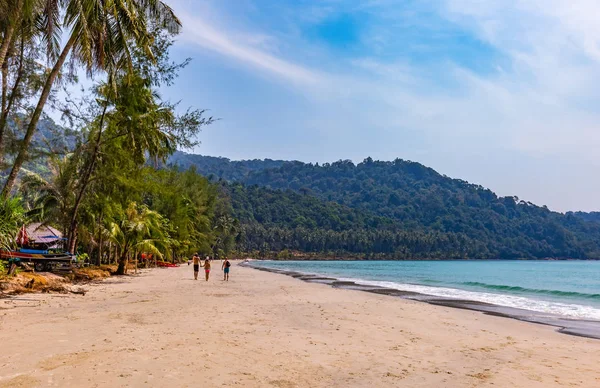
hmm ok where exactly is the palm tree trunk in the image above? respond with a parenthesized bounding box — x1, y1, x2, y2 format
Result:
(1, 34, 76, 199)
(0, 0, 22, 71)
(1, 56, 7, 120)
(1, 57, 7, 162)
(67, 101, 108, 250)
(97, 213, 104, 266)
(0, 30, 14, 73)
(116, 252, 128, 275)
(0, 34, 25, 164)
(69, 220, 78, 254)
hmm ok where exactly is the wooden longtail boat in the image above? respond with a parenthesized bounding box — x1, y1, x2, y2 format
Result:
(0, 250, 73, 272)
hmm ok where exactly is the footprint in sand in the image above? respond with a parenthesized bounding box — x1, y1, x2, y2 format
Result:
(127, 313, 147, 325)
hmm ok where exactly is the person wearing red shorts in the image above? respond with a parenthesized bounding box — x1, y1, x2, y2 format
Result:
(203, 257, 211, 281)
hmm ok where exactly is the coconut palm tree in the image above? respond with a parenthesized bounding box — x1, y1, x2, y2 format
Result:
(211, 214, 238, 257)
(1, 0, 181, 198)
(108, 202, 169, 275)
(19, 154, 79, 235)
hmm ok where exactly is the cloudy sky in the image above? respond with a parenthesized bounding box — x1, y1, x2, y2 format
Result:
(164, 0, 600, 212)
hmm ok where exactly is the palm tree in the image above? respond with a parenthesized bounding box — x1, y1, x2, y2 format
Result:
(0, 196, 26, 252)
(19, 154, 79, 235)
(108, 202, 169, 275)
(1, 0, 181, 198)
(211, 214, 238, 257)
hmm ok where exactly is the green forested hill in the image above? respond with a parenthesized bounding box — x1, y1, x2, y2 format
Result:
(572, 212, 600, 224)
(225, 183, 489, 259)
(169, 151, 286, 181)
(171, 155, 600, 259)
(1, 116, 81, 176)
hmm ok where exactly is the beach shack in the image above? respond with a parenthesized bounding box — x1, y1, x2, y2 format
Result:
(23, 223, 65, 250)
(0, 223, 72, 272)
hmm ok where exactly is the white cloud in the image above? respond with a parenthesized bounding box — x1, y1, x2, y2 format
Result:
(175, 12, 322, 87)
(436, 0, 600, 155)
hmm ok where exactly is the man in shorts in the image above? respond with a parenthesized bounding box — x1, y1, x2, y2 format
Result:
(222, 257, 231, 281)
(192, 253, 200, 280)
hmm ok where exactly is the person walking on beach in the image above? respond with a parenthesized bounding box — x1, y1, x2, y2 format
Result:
(192, 254, 200, 280)
(222, 257, 231, 281)
(203, 257, 212, 281)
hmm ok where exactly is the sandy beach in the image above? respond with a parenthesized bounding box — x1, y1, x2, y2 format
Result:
(1, 263, 599, 388)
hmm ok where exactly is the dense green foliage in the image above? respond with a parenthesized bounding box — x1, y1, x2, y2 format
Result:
(0, 4, 228, 275)
(227, 184, 485, 259)
(572, 212, 600, 223)
(227, 184, 393, 231)
(169, 152, 285, 181)
(177, 156, 600, 260)
(0, 197, 26, 251)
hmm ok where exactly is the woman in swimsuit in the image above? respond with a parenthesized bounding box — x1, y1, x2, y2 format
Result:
(203, 257, 211, 281)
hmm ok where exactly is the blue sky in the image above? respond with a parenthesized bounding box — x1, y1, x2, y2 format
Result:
(164, 0, 600, 212)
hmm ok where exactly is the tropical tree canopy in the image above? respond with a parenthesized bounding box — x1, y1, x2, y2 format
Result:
(1, 2, 228, 273)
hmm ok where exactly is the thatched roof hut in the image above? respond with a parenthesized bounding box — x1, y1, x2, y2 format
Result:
(25, 223, 64, 247)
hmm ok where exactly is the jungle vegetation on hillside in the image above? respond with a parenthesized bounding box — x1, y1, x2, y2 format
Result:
(173, 153, 600, 260)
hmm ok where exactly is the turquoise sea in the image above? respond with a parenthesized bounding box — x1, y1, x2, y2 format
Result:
(253, 260, 600, 320)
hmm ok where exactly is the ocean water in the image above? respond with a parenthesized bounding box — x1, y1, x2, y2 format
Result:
(254, 260, 600, 320)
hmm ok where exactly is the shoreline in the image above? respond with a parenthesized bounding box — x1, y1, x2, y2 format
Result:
(244, 262, 600, 340)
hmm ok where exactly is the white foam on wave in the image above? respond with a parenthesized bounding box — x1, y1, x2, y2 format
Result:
(339, 277, 600, 320)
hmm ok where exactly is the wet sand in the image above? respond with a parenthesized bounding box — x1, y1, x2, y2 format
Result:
(1, 263, 599, 387)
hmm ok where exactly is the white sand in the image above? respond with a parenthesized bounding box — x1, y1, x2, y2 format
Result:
(1, 263, 599, 387)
